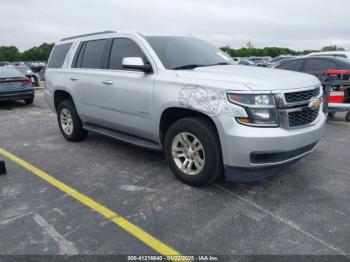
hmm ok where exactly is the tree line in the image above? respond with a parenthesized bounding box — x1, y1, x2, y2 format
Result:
(220, 43, 345, 58)
(0, 42, 345, 62)
(0, 43, 54, 62)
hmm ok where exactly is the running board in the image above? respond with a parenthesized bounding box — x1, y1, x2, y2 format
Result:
(83, 123, 161, 151)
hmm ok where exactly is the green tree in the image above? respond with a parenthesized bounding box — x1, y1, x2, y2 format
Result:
(0, 46, 20, 61)
(321, 45, 345, 52)
(21, 43, 54, 61)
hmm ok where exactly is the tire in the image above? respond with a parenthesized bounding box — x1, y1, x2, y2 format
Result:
(57, 99, 87, 142)
(328, 112, 335, 118)
(164, 117, 223, 186)
(34, 76, 40, 87)
(346, 111, 350, 122)
(24, 98, 34, 105)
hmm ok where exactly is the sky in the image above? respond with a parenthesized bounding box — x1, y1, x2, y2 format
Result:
(0, 0, 349, 51)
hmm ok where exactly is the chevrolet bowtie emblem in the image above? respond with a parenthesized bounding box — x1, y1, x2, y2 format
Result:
(309, 98, 321, 110)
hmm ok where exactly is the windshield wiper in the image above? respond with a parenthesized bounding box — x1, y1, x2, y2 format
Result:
(173, 64, 205, 70)
(173, 62, 233, 70)
(203, 62, 232, 67)
(173, 62, 232, 70)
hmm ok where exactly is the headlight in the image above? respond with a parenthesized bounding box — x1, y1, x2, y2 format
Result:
(228, 93, 279, 127)
(26, 70, 32, 74)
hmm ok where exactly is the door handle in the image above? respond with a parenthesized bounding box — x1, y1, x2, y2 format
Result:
(102, 80, 113, 85)
(70, 77, 78, 81)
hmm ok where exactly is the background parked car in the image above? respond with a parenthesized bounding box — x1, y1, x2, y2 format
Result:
(275, 56, 350, 77)
(30, 61, 46, 73)
(0, 66, 34, 104)
(276, 56, 350, 119)
(248, 57, 270, 67)
(267, 56, 296, 67)
(0, 61, 10, 67)
(247, 57, 268, 66)
(238, 58, 256, 66)
(13, 65, 40, 87)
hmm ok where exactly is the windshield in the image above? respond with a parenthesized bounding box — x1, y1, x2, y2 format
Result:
(145, 36, 235, 70)
(0, 67, 24, 79)
(14, 66, 30, 74)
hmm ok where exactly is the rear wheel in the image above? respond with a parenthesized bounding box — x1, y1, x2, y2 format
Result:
(24, 98, 34, 105)
(164, 117, 223, 186)
(57, 99, 87, 141)
(328, 112, 336, 118)
(346, 111, 350, 122)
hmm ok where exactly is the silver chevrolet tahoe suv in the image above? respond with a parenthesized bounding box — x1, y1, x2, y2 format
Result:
(45, 31, 326, 186)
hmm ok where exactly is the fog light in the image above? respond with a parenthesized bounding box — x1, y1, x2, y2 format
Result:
(251, 109, 271, 120)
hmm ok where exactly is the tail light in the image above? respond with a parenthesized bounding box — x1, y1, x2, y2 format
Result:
(20, 78, 32, 84)
(0, 78, 32, 84)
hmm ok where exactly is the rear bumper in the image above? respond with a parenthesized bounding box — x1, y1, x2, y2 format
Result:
(0, 89, 34, 101)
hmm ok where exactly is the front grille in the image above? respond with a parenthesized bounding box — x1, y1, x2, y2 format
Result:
(288, 107, 319, 127)
(285, 87, 320, 103)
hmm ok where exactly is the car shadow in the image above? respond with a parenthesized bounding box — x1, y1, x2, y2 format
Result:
(84, 130, 291, 193)
(0, 100, 31, 110)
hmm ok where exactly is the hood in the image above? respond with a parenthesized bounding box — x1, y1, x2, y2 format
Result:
(176, 65, 320, 91)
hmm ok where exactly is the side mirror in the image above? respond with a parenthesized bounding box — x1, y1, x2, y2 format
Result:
(122, 57, 153, 73)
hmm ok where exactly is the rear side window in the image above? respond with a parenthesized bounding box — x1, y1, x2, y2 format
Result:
(47, 43, 72, 68)
(278, 60, 303, 71)
(79, 39, 107, 69)
(109, 38, 147, 70)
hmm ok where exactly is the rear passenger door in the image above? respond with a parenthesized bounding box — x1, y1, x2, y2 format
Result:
(69, 39, 109, 125)
(99, 37, 155, 140)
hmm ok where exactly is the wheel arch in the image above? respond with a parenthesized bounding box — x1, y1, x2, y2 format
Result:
(159, 107, 221, 146)
(53, 89, 74, 112)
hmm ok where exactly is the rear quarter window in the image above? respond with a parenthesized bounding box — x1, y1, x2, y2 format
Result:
(47, 43, 72, 69)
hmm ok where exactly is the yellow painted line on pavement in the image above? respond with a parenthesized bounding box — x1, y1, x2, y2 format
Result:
(328, 120, 350, 126)
(0, 148, 182, 257)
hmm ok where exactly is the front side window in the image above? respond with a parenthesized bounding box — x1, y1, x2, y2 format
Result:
(80, 39, 107, 69)
(108, 38, 147, 70)
(145, 36, 234, 70)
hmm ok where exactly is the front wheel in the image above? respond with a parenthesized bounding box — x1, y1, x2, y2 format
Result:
(164, 117, 223, 186)
(57, 99, 87, 142)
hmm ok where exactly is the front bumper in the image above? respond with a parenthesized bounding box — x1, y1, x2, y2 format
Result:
(0, 89, 35, 101)
(213, 112, 326, 182)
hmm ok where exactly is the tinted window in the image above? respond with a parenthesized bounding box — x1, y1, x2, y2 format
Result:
(277, 60, 303, 71)
(48, 43, 72, 68)
(109, 38, 147, 70)
(80, 39, 107, 69)
(304, 59, 338, 71)
(145, 36, 234, 69)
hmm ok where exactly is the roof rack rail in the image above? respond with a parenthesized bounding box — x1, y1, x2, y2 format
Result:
(61, 31, 116, 41)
